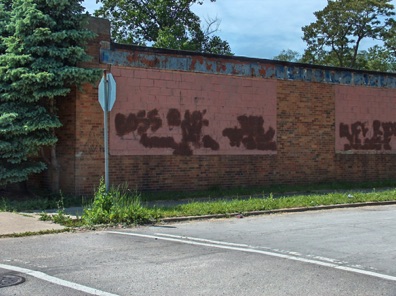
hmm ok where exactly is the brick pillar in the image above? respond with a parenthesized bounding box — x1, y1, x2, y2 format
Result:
(57, 17, 111, 195)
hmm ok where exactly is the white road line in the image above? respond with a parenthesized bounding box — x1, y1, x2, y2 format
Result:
(154, 232, 278, 252)
(108, 231, 396, 282)
(0, 263, 120, 296)
(154, 233, 347, 265)
(154, 233, 256, 248)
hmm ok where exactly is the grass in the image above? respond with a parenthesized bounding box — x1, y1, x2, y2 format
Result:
(2, 179, 396, 228)
(156, 190, 396, 218)
(138, 179, 396, 202)
(81, 179, 396, 226)
(0, 192, 83, 213)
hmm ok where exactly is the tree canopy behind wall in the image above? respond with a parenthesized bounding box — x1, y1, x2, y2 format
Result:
(301, 0, 395, 69)
(94, 0, 233, 55)
(0, 0, 101, 189)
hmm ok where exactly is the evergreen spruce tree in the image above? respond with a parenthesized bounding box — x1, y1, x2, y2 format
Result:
(0, 1, 11, 54)
(0, 0, 101, 189)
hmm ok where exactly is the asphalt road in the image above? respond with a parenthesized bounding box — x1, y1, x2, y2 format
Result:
(1, 205, 396, 295)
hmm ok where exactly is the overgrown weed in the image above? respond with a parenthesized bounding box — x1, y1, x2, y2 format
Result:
(37, 193, 81, 227)
(82, 178, 160, 225)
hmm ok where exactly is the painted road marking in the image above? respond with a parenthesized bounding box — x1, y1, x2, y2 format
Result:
(153, 233, 355, 267)
(0, 263, 119, 296)
(154, 233, 281, 251)
(108, 231, 396, 282)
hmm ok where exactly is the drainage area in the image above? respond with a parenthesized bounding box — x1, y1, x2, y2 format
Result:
(0, 274, 25, 288)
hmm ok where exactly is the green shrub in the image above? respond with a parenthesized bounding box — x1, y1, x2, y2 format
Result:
(82, 179, 160, 225)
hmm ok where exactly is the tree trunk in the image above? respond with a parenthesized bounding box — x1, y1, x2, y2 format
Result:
(48, 98, 60, 193)
(50, 143, 60, 193)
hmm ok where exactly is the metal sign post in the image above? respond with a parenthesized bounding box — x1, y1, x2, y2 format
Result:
(98, 71, 116, 192)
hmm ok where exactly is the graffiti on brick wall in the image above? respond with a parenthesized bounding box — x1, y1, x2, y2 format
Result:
(339, 120, 396, 150)
(115, 109, 163, 139)
(114, 109, 276, 155)
(222, 115, 276, 151)
(115, 108, 220, 156)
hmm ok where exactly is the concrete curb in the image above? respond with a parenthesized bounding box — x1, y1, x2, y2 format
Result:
(159, 200, 396, 223)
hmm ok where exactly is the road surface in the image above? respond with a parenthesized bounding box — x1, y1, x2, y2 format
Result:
(1, 205, 395, 295)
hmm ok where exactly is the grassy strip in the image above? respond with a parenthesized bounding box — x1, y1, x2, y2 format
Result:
(2, 179, 396, 213)
(5, 189, 396, 229)
(157, 190, 396, 218)
(2, 179, 396, 227)
(0, 193, 84, 212)
(139, 179, 396, 201)
(81, 180, 396, 226)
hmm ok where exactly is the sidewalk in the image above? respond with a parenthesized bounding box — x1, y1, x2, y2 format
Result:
(0, 212, 65, 236)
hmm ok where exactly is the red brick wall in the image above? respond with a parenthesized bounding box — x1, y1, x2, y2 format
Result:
(54, 17, 396, 196)
(56, 87, 77, 193)
(55, 17, 110, 195)
(276, 80, 336, 185)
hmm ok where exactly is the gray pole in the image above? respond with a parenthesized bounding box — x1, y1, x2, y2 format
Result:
(104, 71, 110, 192)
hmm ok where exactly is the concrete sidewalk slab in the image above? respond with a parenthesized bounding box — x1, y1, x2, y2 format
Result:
(0, 212, 65, 236)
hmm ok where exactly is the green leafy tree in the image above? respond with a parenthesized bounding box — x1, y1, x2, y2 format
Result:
(355, 45, 396, 72)
(302, 0, 395, 69)
(154, 18, 232, 54)
(0, 0, 101, 190)
(94, 0, 232, 55)
(273, 49, 302, 62)
(384, 22, 396, 59)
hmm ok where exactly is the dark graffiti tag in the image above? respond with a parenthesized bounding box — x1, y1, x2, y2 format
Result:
(115, 109, 162, 139)
(115, 109, 219, 156)
(340, 120, 396, 150)
(222, 115, 276, 151)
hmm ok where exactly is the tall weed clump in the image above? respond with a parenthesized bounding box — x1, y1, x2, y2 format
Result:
(83, 179, 160, 225)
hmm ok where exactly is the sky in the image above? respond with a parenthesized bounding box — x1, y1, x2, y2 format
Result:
(82, 0, 396, 60)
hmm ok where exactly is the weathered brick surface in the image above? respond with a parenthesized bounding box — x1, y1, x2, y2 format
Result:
(47, 17, 396, 196)
(275, 80, 336, 185)
(50, 17, 110, 195)
(55, 88, 77, 193)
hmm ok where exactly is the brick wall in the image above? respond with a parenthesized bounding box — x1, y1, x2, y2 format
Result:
(55, 17, 110, 195)
(276, 80, 335, 185)
(54, 17, 396, 196)
(335, 86, 396, 152)
(109, 66, 277, 156)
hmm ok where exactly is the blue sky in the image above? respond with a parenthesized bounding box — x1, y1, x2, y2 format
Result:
(82, 0, 396, 60)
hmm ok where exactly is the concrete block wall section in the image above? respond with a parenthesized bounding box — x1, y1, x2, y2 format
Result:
(109, 66, 277, 156)
(48, 17, 396, 195)
(336, 86, 396, 152)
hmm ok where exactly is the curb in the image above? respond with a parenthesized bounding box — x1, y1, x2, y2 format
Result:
(0, 228, 71, 239)
(159, 200, 396, 223)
